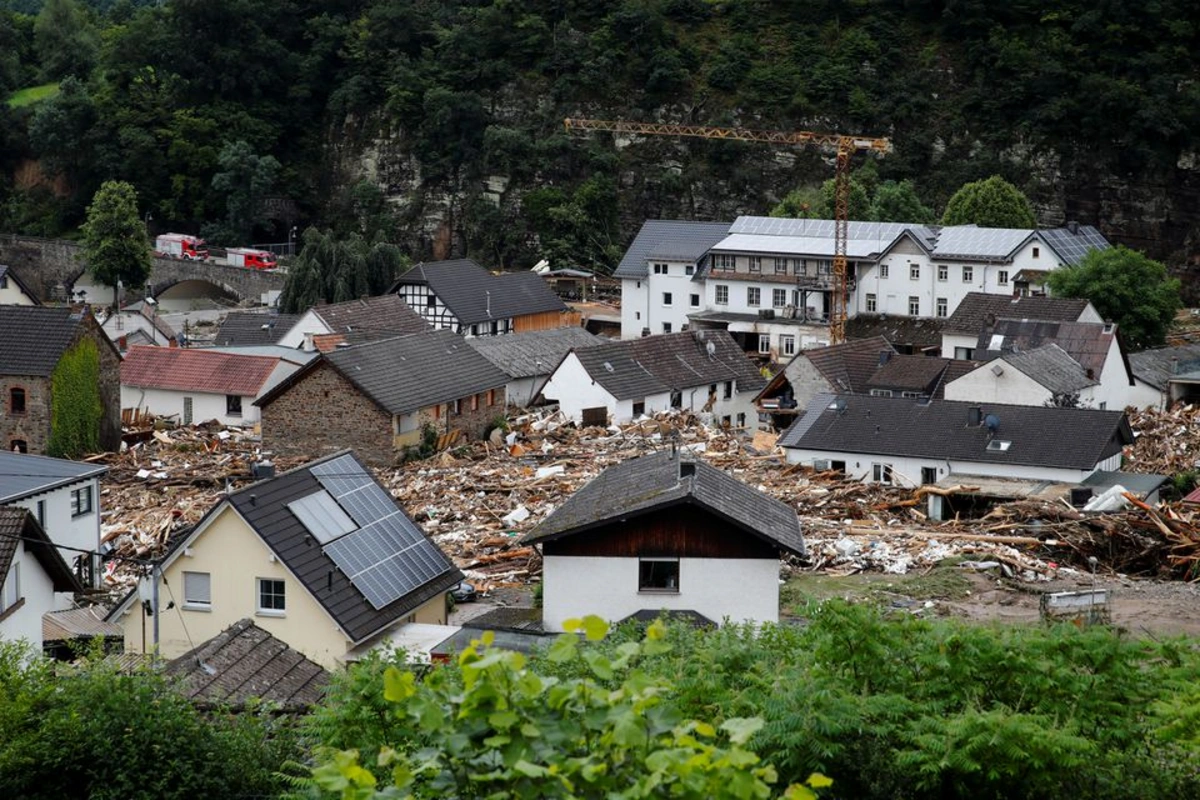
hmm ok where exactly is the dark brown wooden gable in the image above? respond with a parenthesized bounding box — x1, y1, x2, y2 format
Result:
(540, 503, 778, 559)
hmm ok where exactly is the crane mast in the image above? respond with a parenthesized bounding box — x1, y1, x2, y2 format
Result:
(563, 118, 891, 344)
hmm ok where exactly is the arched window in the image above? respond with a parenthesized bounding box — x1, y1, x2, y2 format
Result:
(9, 387, 25, 415)
(10, 440, 27, 453)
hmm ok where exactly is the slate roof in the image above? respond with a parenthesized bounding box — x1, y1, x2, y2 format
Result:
(866, 354, 952, 394)
(213, 312, 300, 347)
(467, 327, 604, 379)
(0, 264, 41, 304)
(0, 507, 82, 597)
(613, 220, 732, 279)
(943, 292, 1091, 336)
(567, 330, 765, 401)
(804, 336, 895, 393)
(165, 618, 329, 710)
(0, 451, 107, 504)
(0, 306, 91, 376)
(121, 346, 280, 396)
(778, 393, 1131, 471)
(391, 259, 567, 324)
(1128, 343, 1200, 390)
(523, 449, 804, 555)
(1001, 344, 1098, 395)
(312, 294, 430, 337)
(974, 319, 1115, 379)
(844, 314, 945, 352)
(43, 606, 122, 643)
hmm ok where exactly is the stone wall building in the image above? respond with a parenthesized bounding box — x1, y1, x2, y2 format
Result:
(0, 306, 121, 455)
(257, 329, 508, 466)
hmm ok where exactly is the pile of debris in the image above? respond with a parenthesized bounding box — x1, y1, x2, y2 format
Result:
(1125, 404, 1200, 476)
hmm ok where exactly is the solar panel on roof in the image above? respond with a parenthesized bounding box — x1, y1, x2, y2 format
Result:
(287, 490, 356, 544)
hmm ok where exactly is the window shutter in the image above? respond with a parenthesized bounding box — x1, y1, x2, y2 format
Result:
(184, 571, 211, 605)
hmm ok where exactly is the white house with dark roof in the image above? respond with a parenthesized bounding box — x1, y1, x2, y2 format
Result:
(944, 344, 1101, 407)
(101, 302, 176, 350)
(0, 451, 106, 604)
(105, 451, 463, 668)
(779, 394, 1131, 489)
(1128, 342, 1200, 408)
(0, 265, 40, 306)
(466, 327, 604, 407)
(275, 294, 430, 351)
(0, 507, 82, 645)
(538, 329, 765, 428)
(940, 292, 1102, 360)
(523, 449, 804, 631)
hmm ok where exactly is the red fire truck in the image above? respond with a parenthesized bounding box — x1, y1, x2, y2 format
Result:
(154, 233, 208, 260)
(224, 247, 278, 270)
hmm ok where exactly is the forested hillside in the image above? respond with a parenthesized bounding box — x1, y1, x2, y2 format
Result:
(2, 0, 1198, 273)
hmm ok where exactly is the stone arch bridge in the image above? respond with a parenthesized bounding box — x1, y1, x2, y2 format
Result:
(0, 234, 286, 304)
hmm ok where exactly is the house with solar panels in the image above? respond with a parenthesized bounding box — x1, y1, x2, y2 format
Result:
(614, 217, 1111, 360)
(105, 451, 463, 668)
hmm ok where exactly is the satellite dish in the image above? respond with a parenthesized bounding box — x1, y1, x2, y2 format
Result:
(984, 414, 1000, 432)
(705, 341, 716, 357)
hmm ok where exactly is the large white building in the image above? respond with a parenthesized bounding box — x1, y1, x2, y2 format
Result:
(614, 218, 1112, 360)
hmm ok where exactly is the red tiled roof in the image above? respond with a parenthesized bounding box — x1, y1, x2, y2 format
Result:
(120, 346, 278, 396)
(1183, 486, 1200, 504)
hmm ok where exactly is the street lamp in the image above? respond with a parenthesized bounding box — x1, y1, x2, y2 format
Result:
(288, 225, 298, 255)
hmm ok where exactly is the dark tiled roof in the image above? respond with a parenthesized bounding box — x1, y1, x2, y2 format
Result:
(0, 264, 41, 304)
(943, 292, 1090, 336)
(165, 618, 329, 710)
(43, 606, 122, 642)
(0, 507, 82, 596)
(317, 330, 509, 415)
(523, 450, 804, 555)
(613, 220, 732, 279)
(0, 306, 88, 376)
(866, 354, 951, 394)
(0, 451, 107, 504)
(844, 314, 945, 351)
(570, 330, 765, 400)
(1001, 344, 1098, 395)
(779, 394, 1131, 471)
(935, 359, 983, 398)
(467, 327, 603, 379)
(392, 259, 567, 324)
(213, 312, 301, 347)
(804, 336, 895, 393)
(1128, 343, 1200, 390)
(313, 294, 430, 337)
(975, 319, 1115, 379)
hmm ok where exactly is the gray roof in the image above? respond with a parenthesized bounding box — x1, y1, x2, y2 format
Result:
(845, 314, 945, 351)
(312, 294, 430, 337)
(0, 306, 92, 376)
(1080, 470, 1168, 498)
(943, 292, 1091, 335)
(296, 329, 508, 416)
(931, 226, 1034, 261)
(730, 216, 933, 246)
(466, 327, 604, 379)
(0, 451, 107, 504)
(1128, 343, 1200, 390)
(613, 220, 732, 279)
(203, 345, 318, 365)
(392, 259, 567, 324)
(1000, 344, 1098, 395)
(1039, 225, 1111, 266)
(165, 618, 329, 710)
(523, 449, 804, 555)
(0, 265, 40, 304)
(779, 393, 1131, 471)
(568, 330, 765, 401)
(975, 319, 1116, 379)
(213, 311, 301, 347)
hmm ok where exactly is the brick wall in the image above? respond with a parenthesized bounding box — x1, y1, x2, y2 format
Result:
(0, 376, 51, 453)
(413, 386, 506, 446)
(261, 361, 395, 466)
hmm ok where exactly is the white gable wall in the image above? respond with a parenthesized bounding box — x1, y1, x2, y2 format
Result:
(540, 353, 621, 424)
(620, 279, 649, 339)
(541, 555, 780, 632)
(10, 477, 102, 604)
(121, 386, 259, 426)
(277, 309, 332, 350)
(0, 543, 58, 645)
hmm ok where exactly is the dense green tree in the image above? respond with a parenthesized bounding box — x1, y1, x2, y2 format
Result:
(279, 228, 405, 313)
(33, 0, 99, 81)
(770, 186, 823, 219)
(869, 179, 935, 224)
(27, 76, 98, 180)
(942, 175, 1037, 228)
(209, 139, 280, 244)
(46, 339, 101, 458)
(80, 180, 151, 306)
(1046, 245, 1181, 350)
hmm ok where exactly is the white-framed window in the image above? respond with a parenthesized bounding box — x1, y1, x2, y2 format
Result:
(758, 336, 771, 354)
(866, 293, 877, 313)
(909, 263, 920, 280)
(998, 270, 1009, 285)
(817, 260, 832, 275)
(662, 322, 672, 333)
(183, 571, 212, 610)
(872, 463, 894, 484)
(748, 256, 762, 272)
(715, 254, 735, 271)
(937, 264, 948, 281)
(747, 287, 761, 306)
(936, 297, 948, 317)
(880, 263, 889, 278)
(793, 260, 805, 276)
(685, 264, 694, 276)
(908, 296, 920, 316)
(653, 263, 669, 275)
(772, 288, 787, 307)
(70, 486, 93, 517)
(662, 292, 673, 306)
(774, 258, 789, 274)
(639, 558, 679, 592)
(870, 389, 894, 397)
(963, 265, 974, 282)
(1, 562, 19, 612)
(781, 335, 797, 356)
(257, 578, 286, 616)
(689, 293, 700, 308)
(715, 284, 729, 304)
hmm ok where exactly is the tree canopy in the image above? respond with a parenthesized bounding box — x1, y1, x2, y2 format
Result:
(941, 175, 1037, 228)
(1046, 245, 1181, 350)
(80, 180, 150, 305)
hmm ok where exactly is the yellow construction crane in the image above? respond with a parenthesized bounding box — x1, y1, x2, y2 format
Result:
(563, 118, 891, 344)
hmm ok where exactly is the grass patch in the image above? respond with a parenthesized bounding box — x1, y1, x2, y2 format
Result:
(782, 560, 975, 613)
(6, 82, 60, 108)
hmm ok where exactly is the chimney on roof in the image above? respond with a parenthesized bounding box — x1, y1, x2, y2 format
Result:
(967, 406, 982, 427)
(1171, 357, 1180, 375)
(879, 350, 891, 366)
(679, 461, 696, 479)
(1067, 220, 1080, 235)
